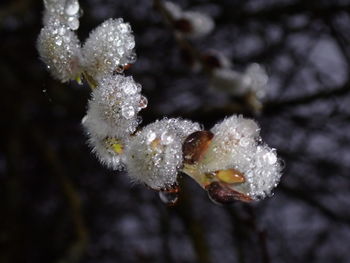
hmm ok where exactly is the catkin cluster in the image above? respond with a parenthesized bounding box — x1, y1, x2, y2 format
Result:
(38, 0, 282, 204)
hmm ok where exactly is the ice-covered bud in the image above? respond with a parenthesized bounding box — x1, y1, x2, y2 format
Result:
(210, 68, 244, 95)
(163, 1, 183, 19)
(37, 22, 82, 83)
(174, 11, 214, 38)
(182, 115, 282, 203)
(125, 118, 201, 190)
(43, 0, 81, 30)
(82, 18, 136, 81)
(82, 75, 146, 169)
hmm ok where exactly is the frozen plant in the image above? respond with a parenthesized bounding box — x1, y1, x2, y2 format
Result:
(37, 0, 283, 205)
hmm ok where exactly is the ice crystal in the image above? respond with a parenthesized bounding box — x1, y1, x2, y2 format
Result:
(37, 21, 81, 82)
(125, 118, 201, 190)
(82, 18, 136, 80)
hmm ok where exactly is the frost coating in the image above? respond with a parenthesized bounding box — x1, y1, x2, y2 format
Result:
(198, 116, 282, 199)
(82, 18, 136, 80)
(37, 22, 81, 82)
(125, 118, 201, 189)
(210, 63, 268, 99)
(43, 0, 81, 30)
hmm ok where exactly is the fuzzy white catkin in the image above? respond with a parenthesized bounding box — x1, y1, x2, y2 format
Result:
(180, 11, 214, 38)
(82, 18, 136, 81)
(43, 0, 81, 30)
(125, 118, 201, 190)
(82, 126, 129, 170)
(83, 74, 145, 139)
(163, 1, 183, 19)
(200, 115, 282, 199)
(82, 74, 147, 169)
(37, 21, 82, 83)
(210, 63, 268, 98)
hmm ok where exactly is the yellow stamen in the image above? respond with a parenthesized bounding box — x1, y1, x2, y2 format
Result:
(216, 169, 245, 184)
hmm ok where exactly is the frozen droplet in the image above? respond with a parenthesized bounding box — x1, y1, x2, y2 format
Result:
(42, 89, 47, 93)
(121, 105, 135, 119)
(159, 191, 179, 206)
(161, 131, 174, 145)
(65, 0, 79, 16)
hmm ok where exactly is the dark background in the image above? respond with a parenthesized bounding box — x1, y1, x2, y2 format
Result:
(1, 0, 350, 262)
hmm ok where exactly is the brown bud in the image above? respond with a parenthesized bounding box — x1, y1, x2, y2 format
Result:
(174, 18, 193, 33)
(206, 182, 253, 204)
(202, 53, 222, 69)
(182, 130, 214, 164)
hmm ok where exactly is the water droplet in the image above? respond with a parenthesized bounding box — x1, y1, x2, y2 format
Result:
(65, 0, 79, 16)
(138, 96, 148, 109)
(58, 27, 66, 36)
(159, 191, 179, 206)
(161, 131, 174, 145)
(55, 38, 62, 46)
(123, 82, 137, 95)
(239, 137, 250, 147)
(146, 131, 157, 144)
(264, 151, 277, 165)
(67, 17, 79, 30)
(119, 23, 129, 33)
(42, 89, 47, 93)
(121, 105, 135, 119)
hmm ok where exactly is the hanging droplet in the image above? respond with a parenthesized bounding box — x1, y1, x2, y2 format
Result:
(65, 0, 80, 16)
(67, 17, 79, 30)
(114, 65, 124, 74)
(138, 95, 148, 110)
(159, 191, 179, 206)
